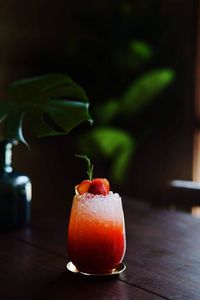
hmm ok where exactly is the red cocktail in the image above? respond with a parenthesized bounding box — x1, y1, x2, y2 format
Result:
(67, 192, 126, 274)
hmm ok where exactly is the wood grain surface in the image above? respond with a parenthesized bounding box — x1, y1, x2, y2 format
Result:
(1, 198, 200, 299)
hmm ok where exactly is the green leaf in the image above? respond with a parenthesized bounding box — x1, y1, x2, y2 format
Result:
(27, 106, 62, 137)
(2, 74, 92, 144)
(121, 69, 175, 116)
(129, 40, 153, 62)
(45, 100, 92, 135)
(79, 127, 135, 183)
(8, 73, 88, 103)
(27, 100, 92, 138)
(114, 40, 153, 71)
(96, 99, 120, 124)
(95, 69, 174, 125)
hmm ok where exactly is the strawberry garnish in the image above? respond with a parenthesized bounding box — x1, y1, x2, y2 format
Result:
(76, 180, 92, 195)
(102, 178, 110, 192)
(88, 178, 109, 196)
(75, 154, 110, 196)
(76, 178, 110, 196)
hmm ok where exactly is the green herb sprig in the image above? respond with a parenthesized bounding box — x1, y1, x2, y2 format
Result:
(75, 154, 93, 181)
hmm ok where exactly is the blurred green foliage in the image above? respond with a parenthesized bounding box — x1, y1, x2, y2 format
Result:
(97, 69, 175, 124)
(80, 128, 135, 182)
(121, 69, 175, 116)
(0, 1, 175, 184)
(79, 66, 174, 183)
(115, 41, 153, 71)
(54, 2, 175, 183)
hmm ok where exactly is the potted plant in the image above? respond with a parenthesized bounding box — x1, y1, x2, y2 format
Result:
(0, 73, 92, 230)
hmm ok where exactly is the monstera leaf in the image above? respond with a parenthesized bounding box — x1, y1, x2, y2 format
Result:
(0, 74, 93, 145)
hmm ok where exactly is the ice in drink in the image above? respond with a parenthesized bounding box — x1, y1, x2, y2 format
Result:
(68, 192, 126, 274)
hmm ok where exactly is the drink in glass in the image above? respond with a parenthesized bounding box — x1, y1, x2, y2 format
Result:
(67, 191, 126, 274)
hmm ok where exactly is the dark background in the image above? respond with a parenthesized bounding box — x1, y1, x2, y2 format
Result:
(0, 0, 197, 210)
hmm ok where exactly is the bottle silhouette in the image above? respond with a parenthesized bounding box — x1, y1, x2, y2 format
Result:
(0, 140, 31, 231)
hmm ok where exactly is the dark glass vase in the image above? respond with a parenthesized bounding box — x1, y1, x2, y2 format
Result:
(0, 140, 32, 231)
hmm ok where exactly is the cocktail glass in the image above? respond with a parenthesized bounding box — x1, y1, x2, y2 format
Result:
(67, 192, 126, 275)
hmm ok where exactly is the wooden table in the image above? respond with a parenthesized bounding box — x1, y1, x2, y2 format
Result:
(1, 198, 200, 300)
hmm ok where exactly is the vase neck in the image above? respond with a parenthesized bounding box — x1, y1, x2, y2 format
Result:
(0, 141, 13, 173)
